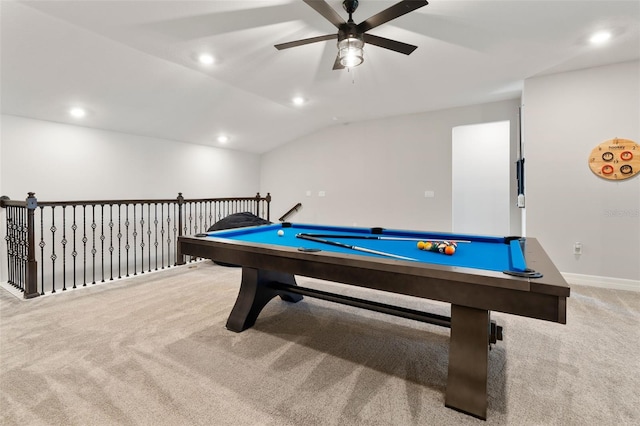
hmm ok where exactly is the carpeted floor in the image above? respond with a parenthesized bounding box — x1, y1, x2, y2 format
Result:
(1, 262, 638, 425)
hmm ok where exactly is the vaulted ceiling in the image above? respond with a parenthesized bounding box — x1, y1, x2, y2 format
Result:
(2, 1, 639, 153)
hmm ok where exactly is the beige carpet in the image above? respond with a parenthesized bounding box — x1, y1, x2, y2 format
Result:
(1, 262, 638, 425)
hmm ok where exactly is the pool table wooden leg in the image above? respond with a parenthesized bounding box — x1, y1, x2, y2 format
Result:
(445, 304, 490, 420)
(225, 267, 303, 332)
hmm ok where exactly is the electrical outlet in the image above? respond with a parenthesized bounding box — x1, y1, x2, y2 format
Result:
(573, 242, 582, 255)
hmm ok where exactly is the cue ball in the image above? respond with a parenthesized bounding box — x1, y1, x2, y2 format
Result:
(277, 230, 284, 236)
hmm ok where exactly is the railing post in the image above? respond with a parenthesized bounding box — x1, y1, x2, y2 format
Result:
(25, 192, 39, 299)
(175, 192, 185, 265)
(254, 193, 261, 217)
(265, 193, 271, 222)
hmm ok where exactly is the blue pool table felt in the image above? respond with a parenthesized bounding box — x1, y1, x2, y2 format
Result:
(204, 223, 527, 273)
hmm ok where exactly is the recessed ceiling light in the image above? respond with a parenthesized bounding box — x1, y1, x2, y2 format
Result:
(217, 135, 229, 143)
(292, 96, 305, 106)
(69, 107, 86, 118)
(589, 31, 611, 45)
(198, 53, 215, 65)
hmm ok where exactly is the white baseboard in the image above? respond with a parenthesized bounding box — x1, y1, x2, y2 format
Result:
(562, 272, 640, 292)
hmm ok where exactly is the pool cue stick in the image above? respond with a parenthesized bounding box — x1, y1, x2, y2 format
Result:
(516, 105, 526, 209)
(297, 233, 471, 244)
(296, 234, 416, 261)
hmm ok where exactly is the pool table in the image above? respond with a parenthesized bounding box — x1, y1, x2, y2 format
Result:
(178, 222, 570, 420)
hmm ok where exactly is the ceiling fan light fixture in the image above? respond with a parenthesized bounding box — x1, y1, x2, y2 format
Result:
(338, 36, 364, 68)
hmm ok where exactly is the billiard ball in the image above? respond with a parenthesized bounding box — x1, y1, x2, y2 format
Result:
(277, 230, 284, 236)
(417, 241, 425, 250)
(444, 245, 456, 255)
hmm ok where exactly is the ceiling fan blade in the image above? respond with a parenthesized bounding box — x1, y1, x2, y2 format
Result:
(303, 0, 346, 29)
(275, 34, 337, 50)
(357, 0, 428, 33)
(363, 34, 417, 55)
(332, 54, 345, 70)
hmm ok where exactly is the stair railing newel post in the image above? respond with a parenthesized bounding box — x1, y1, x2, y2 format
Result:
(25, 192, 39, 299)
(175, 192, 186, 266)
(266, 193, 271, 222)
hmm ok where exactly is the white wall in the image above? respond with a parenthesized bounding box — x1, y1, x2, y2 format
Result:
(523, 60, 640, 284)
(0, 115, 260, 200)
(0, 114, 261, 282)
(260, 99, 522, 233)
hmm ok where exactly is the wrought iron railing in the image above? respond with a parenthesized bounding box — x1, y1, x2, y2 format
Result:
(1, 192, 270, 298)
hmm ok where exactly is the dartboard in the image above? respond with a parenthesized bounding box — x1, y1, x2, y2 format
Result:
(589, 138, 639, 180)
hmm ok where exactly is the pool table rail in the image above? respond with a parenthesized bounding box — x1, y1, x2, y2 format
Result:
(178, 234, 568, 324)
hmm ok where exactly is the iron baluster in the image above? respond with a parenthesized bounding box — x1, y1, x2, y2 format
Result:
(154, 203, 158, 271)
(173, 202, 179, 265)
(165, 204, 172, 268)
(82, 205, 87, 286)
(125, 204, 130, 277)
(160, 203, 165, 269)
(72, 205, 77, 289)
(50, 206, 57, 294)
(39, 207, 45, 295)
(61, 205, 67, 291)
(109, 204, 114, 281)
(140, 204, 145, 274)
(147, 203, 152, 273)
(100, 204, 105, 283)
(91, 205, 96, 284)
(133, 204, 138, 275)
(207, 201, 212, 231)
(117, 204, 122, 279)
(187, 203, 192, 237)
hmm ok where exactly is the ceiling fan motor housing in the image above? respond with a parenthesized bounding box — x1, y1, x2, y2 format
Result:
(337, 22, 361, 43)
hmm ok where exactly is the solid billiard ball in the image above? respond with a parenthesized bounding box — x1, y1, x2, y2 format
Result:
(417, 241, 425, 250)
(444, 245, 456, 255)
(277, 230, 284, 236)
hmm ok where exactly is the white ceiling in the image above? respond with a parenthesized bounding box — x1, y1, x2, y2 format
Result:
(2, 0, 639, 154)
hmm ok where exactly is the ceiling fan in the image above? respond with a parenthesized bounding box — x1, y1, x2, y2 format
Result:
(275, 0, 429, 69)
